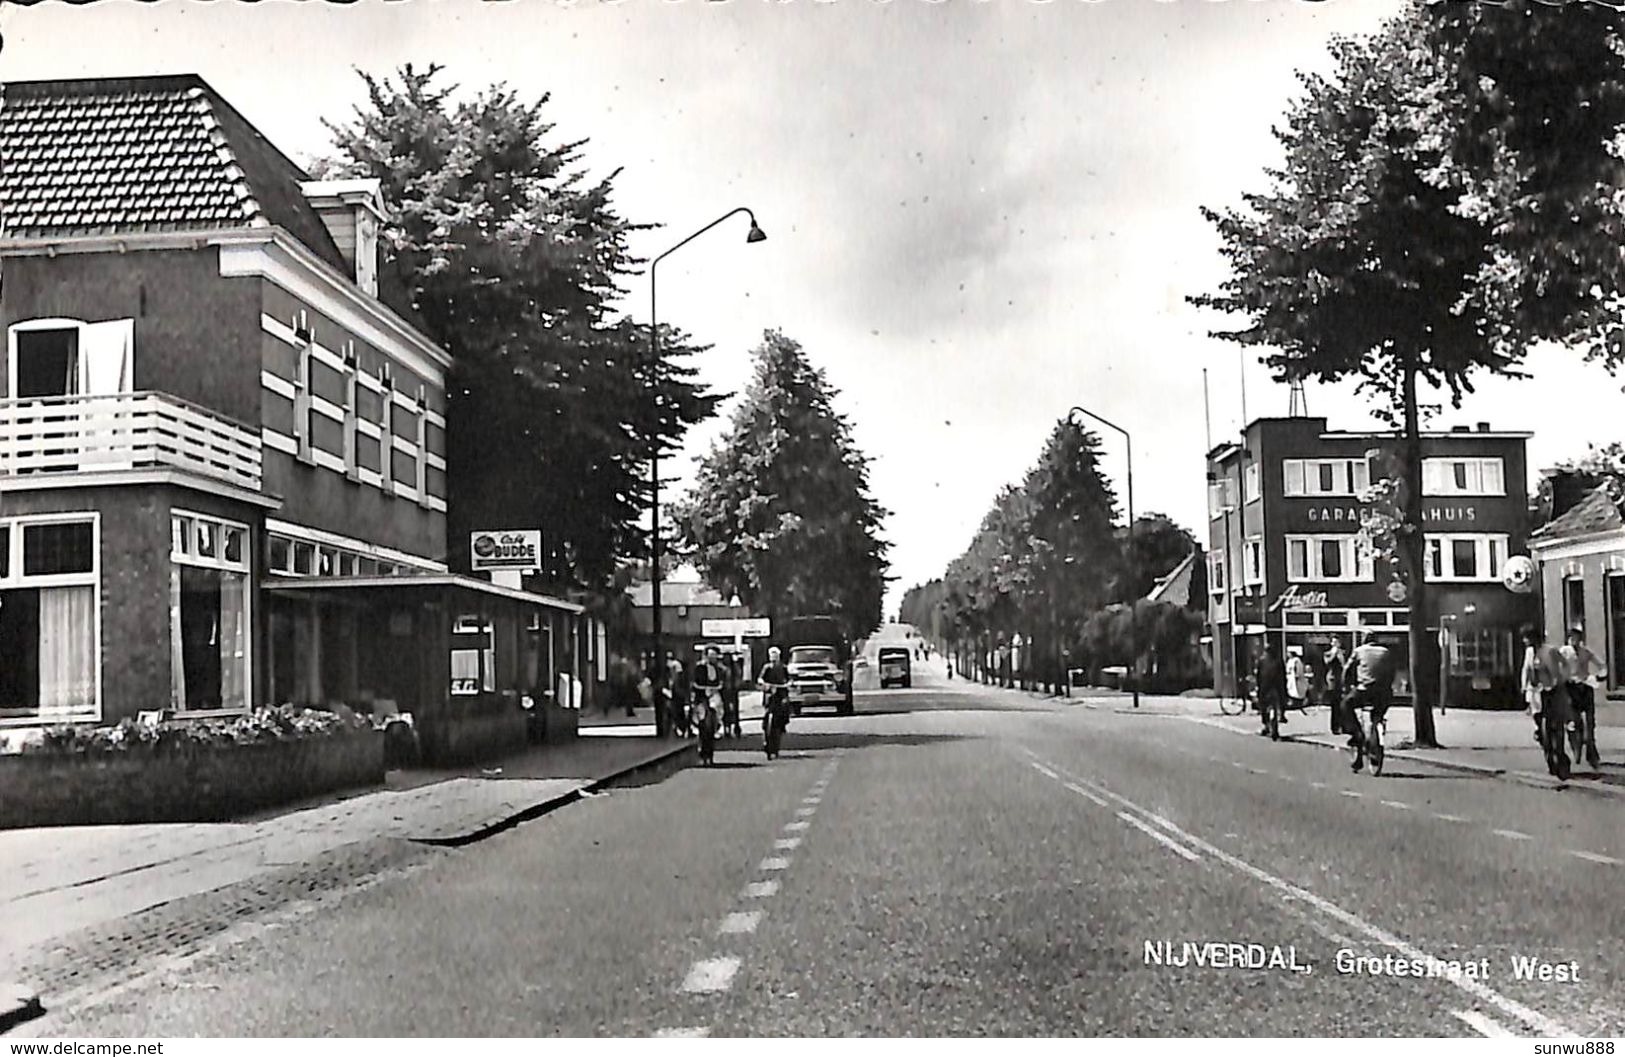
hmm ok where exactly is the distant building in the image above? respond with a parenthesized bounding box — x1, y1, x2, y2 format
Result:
(1205, 416, 1536, 707)
(625, 579, 763, 679)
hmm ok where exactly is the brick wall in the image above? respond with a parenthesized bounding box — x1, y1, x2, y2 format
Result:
(0, 249, 262, 424)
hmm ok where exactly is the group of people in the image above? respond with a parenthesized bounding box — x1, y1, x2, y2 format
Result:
(662, 645, 795, 764)
(1519, 625, 1605, 780)
(1252, 632, 1396, 771)
(1251, 623, 1608, 778)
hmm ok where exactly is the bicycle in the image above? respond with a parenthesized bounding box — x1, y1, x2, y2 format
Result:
(1219, 676, 1252, 717)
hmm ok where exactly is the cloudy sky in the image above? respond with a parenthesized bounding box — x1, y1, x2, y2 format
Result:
(8, 0, 1625, 615)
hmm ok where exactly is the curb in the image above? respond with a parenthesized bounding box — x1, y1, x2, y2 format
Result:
(1276, 732, 1625, 801)
(412, 740, 697, 848)
(1, 983, 43, 1034)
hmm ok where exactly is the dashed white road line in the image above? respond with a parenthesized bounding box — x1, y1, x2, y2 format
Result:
(795, 806, 817, 817)
(774, 837, 802, 851)
(759, 857, 791, 871)
(802, 796, 822, 805)
(1380, 800, 1412, 811)
(1310, 782, 1328, 790)
(718, 911, 763, 935)
(1340, 790, 1363, 799)
(1567, 850, 1620, 865)
(1036, 761, 1576, 1039)
(1030, 761, 1061, 780)
(681, 957, 741, 994)
(742, 880, 780, 898)
(1116, 811, 1201, 862)
(1452, 1010, 1515, 1038)
(1434, 813, 1469, 823)
(785, 820, 810, 832)
(1493, 829, 1533, 842)
(653, 1027, 711, 1038)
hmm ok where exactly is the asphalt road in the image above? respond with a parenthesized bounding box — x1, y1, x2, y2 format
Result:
(22, 649, 1623, 1038)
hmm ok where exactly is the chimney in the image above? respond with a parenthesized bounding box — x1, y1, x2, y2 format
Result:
(1450, 425, 1471, 433)
(1476, 422, 1491, 432)
(300, 179, 385, 297)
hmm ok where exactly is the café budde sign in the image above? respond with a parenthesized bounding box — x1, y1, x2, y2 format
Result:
(471, 530, 542, 573)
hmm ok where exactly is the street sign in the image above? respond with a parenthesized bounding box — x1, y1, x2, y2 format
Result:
(470, 530, 541, 573)
(701, 617, 771, 638)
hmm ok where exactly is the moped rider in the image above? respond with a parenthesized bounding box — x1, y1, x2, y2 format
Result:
(690, 646, 728, 764)
(758, 646, 793, 760)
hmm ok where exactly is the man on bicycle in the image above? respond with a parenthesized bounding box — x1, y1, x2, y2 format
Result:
(758, 646, 792, 760)
(1560, 626, 1605, 770)
(1343, 630, 1395, 773)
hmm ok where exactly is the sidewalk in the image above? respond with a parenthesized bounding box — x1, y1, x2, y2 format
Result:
(0, 731, 692, 1028)
(951, 665, 1625, 800)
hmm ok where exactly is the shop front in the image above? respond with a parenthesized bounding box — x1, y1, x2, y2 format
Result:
(264, 573, 584, 764)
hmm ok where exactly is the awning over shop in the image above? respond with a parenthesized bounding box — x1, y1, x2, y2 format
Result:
(263, 572, 584, 614)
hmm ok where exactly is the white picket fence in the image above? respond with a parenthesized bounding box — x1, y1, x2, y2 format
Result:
(0, 391, 262, 491)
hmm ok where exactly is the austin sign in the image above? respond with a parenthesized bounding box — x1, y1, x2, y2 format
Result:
(1270, 584, 1330, 612)
(470, 530, 542, 573)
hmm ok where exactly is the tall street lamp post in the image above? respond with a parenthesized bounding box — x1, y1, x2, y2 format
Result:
(648, 207, 766, 736)
(1068, 405, 1138, 710)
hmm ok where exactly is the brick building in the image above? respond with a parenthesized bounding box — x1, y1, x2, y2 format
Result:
(1205, 416, 1537, 708)
(0, 75, 593, 757)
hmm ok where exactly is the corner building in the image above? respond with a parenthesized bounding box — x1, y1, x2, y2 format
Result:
(1205, 416, 1536, 707)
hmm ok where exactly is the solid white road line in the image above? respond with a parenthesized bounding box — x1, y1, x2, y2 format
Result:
(1116, 811, 1201, 862)
(1493, 829, 1533, 841)
(759, 857, 791, 871)
(1452, 1010, 1515, 1038)
(742, 880, 780, 898)
(774, 837, 802, 851)
(1043, 763, 1576, 1039)
(1567, 849, 1620, 865)
(719, 911, 763, 935)
(1062, 781, 1109, 808)
(681, 957, 741, 994)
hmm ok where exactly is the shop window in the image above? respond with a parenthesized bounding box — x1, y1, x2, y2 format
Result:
(170, 511, 251, 712)
(268, 535, 292, 574)
(0, 515, 99, 721)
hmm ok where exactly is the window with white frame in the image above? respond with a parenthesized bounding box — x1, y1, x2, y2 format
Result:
(0, 514, 99, 722)
(1208, 551, 1227, 594)
(170, 511, 251, 712)
(1244, 463, 1260, 503)
(1244, 538, 1264, 584)
(1285, 534, 1374, 583)
(1424, 533, 1509, 582)
(1422, 457, 1505, 497)
(1283, 458, 1371, 497)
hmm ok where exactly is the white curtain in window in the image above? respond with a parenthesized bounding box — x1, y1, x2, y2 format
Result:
(170, 569, 187, 709)
(38, 585, 96, 712)
(219, 571, 248, 709)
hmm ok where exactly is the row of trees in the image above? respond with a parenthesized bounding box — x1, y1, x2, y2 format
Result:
(1193, 0, 1625, 745)
(899, 418, 1206, 693)
(316, 68, 890, 638)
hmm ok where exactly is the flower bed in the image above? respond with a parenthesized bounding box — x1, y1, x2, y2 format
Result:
(0, 706, 386, 829)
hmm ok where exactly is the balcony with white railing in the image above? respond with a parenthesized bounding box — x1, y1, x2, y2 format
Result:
(0, 391, 262, 492)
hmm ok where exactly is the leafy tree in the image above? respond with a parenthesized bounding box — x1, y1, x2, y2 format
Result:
(1115, 514, 1201, 603)
(1191, 3, 1625, 744)
(317, 65, 719, 597)
(675, 330, 890, 639)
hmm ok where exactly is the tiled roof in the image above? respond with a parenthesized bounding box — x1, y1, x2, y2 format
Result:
(1146, 551, 1197, 606)
(1532, 484, 1625, 541)
(1, 75, 346, 271)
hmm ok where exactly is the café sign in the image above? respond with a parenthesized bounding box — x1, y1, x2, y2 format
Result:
(470, 530, 542, 573)
(1270, 584, 1329, 612)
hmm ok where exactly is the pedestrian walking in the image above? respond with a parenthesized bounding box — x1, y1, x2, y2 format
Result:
(666, 657, 691, 738)
(1254, 643, 1287, 738)
(1285, 646, 1308, 723)
(1559, 626, 1604, 770)
(1323, 638, 1347, 735)
(1520, 625, 1572, 780)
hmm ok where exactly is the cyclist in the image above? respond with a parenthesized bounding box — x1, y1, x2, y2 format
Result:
(1344, 630, 1395, 773)
(758, 646, 793, 760)
(690, 647, 728, 765)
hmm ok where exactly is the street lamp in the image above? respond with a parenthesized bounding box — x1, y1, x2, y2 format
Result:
(648, 207, 766, 736)
(1068, 405, 1138, 710)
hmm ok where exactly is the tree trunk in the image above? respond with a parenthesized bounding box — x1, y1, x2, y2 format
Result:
(1400, 356, 1440, 748)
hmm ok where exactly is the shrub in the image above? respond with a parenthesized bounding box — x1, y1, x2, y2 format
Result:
(18, 705, 373, 758)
